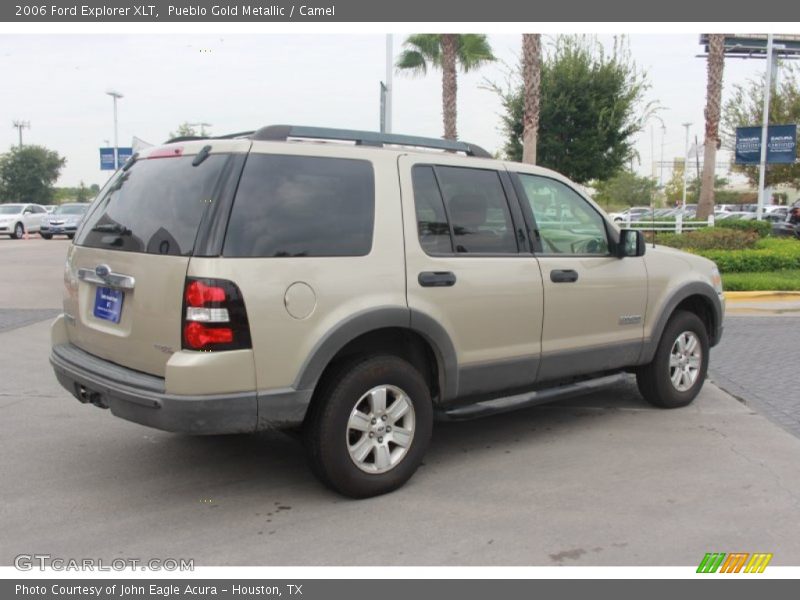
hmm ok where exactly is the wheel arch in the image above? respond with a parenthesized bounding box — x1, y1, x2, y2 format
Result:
(640, 282, 722, 365)
(293, 308, 458, 409)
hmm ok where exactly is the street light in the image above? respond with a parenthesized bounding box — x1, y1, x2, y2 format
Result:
(187, 122, 212, 136)
(12, 120, 30, 147)
(681, 122, 692, 210)
(106, 90, 123, 169)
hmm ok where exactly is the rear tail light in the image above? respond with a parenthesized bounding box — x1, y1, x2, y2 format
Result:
(182, 277, 251, 351)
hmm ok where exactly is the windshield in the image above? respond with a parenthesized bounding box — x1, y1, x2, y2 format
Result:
(76, 155, 229, 256)
(54, 204, 88, 215)
(0, 204, 24, 214)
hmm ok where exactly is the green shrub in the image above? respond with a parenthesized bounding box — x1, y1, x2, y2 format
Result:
(715, 219, 772, 238)
(722, 270, 800, 291)
(654, 228, 759, 251)
(695, 238, 800, 273)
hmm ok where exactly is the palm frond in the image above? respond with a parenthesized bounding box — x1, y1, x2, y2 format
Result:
(457, 34, 496, 72)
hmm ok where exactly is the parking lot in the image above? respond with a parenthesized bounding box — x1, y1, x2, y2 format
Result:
(2, 237, 800, 566)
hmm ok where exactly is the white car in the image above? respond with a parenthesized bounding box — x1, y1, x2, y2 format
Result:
(608, 206, 652, 223)
(0, 203, 48, 239)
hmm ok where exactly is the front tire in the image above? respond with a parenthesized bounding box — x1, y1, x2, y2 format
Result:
(636, 310, 709, 408)
(11, 222, 24, 239)
(40, 233, 53, 240)
(304, 355, 433, 498)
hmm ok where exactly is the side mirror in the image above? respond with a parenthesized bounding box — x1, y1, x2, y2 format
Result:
(617, 229, 646, 258)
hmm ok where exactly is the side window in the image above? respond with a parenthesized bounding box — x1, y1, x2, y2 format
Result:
(224, 154, 375, 258)
(518, 174, 609, 256)
(411, 165, 517, 255)
(411, 166, 453, 254)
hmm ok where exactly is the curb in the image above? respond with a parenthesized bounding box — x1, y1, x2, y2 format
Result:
(724, 291, 800, 302)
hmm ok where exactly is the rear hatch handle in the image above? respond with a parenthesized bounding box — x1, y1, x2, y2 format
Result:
(77, 265, 136, 291)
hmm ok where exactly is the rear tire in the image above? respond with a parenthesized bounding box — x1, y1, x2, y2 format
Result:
(636, 310, 709, 408)
(304, 355, 433, 498)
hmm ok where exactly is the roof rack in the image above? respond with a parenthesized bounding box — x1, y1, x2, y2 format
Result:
(164, 125, 493, 158)
(250, 125, 492, 158)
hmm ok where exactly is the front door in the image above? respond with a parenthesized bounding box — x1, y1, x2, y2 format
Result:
(510, 171, 648, 382)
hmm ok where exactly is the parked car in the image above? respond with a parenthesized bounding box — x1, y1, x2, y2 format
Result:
(50, 125, 725, 498)
(0, 203, 47, 238)
(40, 203, 90, 239)
(608, 206, 652, 223)
(44, 205, 59, 213)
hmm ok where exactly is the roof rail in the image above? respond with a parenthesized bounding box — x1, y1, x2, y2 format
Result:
(250, 125, 492, 158)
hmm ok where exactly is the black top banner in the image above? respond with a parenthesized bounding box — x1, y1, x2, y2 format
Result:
(2, 0, 798, 22)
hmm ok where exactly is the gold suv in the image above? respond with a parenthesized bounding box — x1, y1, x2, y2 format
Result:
(50, 125, 725, 497)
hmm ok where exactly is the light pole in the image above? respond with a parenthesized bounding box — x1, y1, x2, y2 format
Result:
(660, 123, 667, 189)
(681, 122, 692, 210)
(106, 90, 123, 168)
(756, 34, 775, 221)
(12, 120, 30, 147)
(385, 34, 393, 134)
(188, 122, 212, 136)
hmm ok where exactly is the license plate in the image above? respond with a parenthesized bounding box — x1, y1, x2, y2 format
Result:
(93, 287, 124, 324)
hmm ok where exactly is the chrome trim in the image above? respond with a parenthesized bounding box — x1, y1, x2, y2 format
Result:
(77, 267, 136, 290)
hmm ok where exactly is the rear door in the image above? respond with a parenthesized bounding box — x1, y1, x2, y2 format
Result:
(399, 155, 544, 401)
(64, 145, 243, 377)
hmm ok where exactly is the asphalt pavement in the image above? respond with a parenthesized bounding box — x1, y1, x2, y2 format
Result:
(1, 237, 799, 566)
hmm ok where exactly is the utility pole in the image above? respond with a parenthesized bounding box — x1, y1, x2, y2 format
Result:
(660, 123, 667, 189)
(756, 34, 775, 221)
(12, 120, 30, 147)
(188, 122, 212, 136)
(383, 34, 394, 134)
(106, 90, 123, 169)
(681, 122, 692, 210)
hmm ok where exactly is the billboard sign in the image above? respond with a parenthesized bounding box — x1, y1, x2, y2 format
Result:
(735, 125, 797, 165)
(99, 147, 134, 170)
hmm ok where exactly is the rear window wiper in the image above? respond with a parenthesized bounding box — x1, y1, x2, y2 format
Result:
(92, 223, 131, 236)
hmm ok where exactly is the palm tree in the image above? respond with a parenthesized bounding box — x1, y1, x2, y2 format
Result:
(396, 34, 496, 140)
(521, 34, 542, 164)
(697, 34, 726, 220)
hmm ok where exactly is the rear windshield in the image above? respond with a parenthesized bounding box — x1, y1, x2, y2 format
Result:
(76, 155, 228, 256)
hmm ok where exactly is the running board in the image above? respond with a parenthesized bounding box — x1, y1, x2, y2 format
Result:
(435, 373, 628, 421)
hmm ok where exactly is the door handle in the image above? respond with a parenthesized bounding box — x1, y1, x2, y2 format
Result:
(550, 269, 579, 283)
(418, 271, 457, 287)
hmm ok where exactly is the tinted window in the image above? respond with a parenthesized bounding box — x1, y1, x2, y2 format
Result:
(412, 166, 452, 254)
(415, 166, 517, 254)
(76, 155, 228, 256)
(223, 154, 374, 258)
(518, 174, 608, 255)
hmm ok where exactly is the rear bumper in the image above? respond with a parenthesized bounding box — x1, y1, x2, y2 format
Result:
(51, 343, 259, 434)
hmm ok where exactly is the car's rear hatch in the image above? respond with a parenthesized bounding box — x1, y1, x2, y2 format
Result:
(63, 140, 249, 377)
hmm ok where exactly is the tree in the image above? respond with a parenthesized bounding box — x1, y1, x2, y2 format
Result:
(396, 34, 495, 140)
(492, 36, 652, 184)
(521, 34, 542, 164)
(722, 65, 800, 189)
(697, 34, 726, 220)
(593, 171, 657, 208)
(0, 145, 66, 204)
(169, 122, 199, 139)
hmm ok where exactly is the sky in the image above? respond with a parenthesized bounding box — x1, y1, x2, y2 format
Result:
(0, 33, 770, 188)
